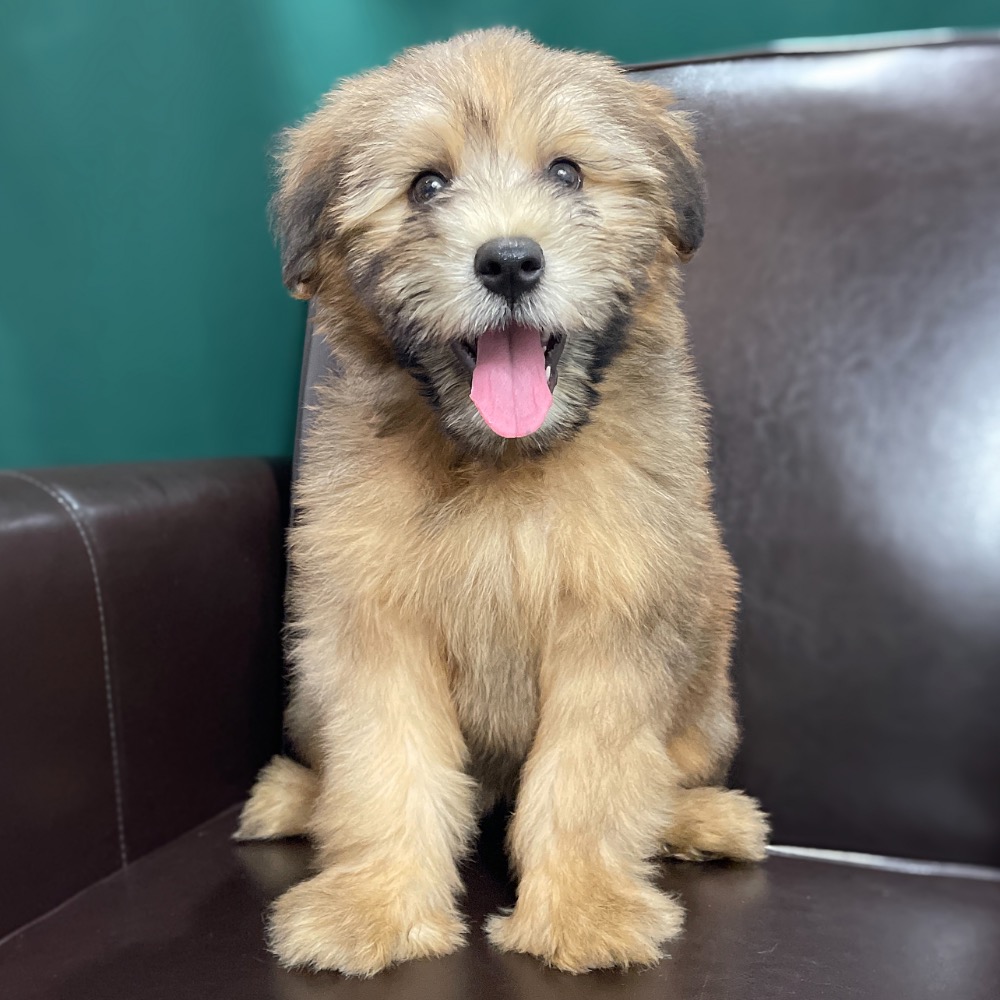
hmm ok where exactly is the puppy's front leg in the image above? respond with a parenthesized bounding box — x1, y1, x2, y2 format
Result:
(487, 611, 684, 972)
(269, 612, 477, 976)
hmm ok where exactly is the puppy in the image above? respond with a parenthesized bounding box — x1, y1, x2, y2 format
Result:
(236, 28, 768, 975)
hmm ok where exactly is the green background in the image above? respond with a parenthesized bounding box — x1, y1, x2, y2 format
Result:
(2, 1, 997, 468)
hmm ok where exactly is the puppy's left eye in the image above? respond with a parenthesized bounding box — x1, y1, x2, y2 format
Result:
(410, 171, 449, 204)
(547, 159, 582, 190)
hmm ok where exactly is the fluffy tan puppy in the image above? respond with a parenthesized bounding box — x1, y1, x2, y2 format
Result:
(236, 27, 769, 976)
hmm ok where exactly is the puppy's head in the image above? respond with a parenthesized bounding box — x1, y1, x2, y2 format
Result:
(274, 29, 704, 455)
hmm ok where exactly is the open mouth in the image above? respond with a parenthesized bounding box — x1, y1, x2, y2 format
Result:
(453, 331, 565, 390)
(451, 326, 565, 439)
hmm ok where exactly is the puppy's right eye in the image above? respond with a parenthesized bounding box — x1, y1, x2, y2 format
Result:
(547, 159, 582, 190)
(410, 171, 449, 204)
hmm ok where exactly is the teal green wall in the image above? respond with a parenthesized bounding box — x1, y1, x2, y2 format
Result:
(2, 1, 997, 468)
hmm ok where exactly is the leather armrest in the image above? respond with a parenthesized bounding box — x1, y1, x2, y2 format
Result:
(0, 458, 289, 937)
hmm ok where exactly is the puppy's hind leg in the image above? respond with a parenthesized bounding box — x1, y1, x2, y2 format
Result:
(234, 755, 320, 841)
(663, 695, 769, 862)
(662, 786, 769, 862)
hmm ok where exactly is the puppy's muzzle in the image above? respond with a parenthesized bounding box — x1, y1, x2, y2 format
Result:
(474, 237, 544, 303)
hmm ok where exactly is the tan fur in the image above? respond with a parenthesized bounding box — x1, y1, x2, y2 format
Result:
(662, 787, 770, 862)
(240, 28, 768, 976)
(233, 755, 319, 842)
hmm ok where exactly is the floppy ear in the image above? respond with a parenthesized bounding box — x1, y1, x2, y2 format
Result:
(269, 130, 343, 300)
(660, 131, 706, 261)
(632, 83, 707, 261)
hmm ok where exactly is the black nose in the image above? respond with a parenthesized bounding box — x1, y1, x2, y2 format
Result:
(474, 237, 544, 302)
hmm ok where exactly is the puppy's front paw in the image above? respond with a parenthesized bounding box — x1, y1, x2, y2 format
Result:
(269, 867, 466, 976)
(486, 868, 683, 973)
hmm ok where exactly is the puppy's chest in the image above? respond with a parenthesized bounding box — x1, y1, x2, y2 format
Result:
(423, 499, 557, 641)
(421, 505, 557, 780)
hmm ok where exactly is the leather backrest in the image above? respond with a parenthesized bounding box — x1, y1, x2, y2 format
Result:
(635, 39, 1000, 866)
(295, 38, 1000, 865)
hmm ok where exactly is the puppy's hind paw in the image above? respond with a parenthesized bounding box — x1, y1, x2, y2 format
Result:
(233, 755, 319, 842)
(663, 787, 770, 863)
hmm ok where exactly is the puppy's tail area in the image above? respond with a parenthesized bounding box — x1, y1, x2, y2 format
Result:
(233, 755, 319, 841)
(661, 786, 770, 862)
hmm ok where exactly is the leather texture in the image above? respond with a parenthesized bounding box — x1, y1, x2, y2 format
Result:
(0, 460, 289, 937)
(1, 808, 998, 1000)
(0, 473, 122, 939)
(294, 37, 1000, 867)
(634, 40, 1000, 867)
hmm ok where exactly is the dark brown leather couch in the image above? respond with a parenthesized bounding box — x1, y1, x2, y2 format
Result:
(2, 33, 998, 1000)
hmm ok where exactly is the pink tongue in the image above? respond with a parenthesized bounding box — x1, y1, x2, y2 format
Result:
(470, 325, 553, 438)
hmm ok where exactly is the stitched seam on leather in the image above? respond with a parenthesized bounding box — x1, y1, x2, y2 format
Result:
(1, 471, 129, 867)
